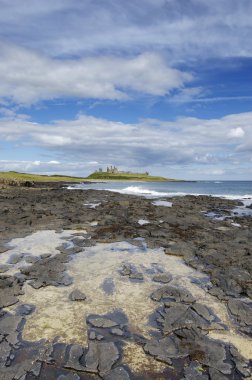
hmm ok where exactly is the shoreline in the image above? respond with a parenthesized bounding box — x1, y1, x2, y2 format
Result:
(0, 185, 251, 379)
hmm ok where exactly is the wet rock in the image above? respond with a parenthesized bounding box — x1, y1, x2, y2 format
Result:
(178, 329, 232, 375)
(8, 253, 24, 265)
(58, 245, 83, 255)
(0, 342, 50, 380)
(24, 255, 40, 264)
(0, 314, 22, 346)
(182, 362, 208, 379)
(129, 272, 144, 280)
(0, 276, 24, 308)
(0, 265, 10, 273)
(120, 264, 132, 276)
(29, 360, 43, 377)
(227, 298, 252, 335)
(40, 253, 52, 259)
(158, 302, 218, 334)
(152, 273, 172, 283)
(64, 344, 84, 371)
(229, 346, 251, 378)
(208, 368, 229, 379)
(57, 373, 80, 380)
(21, 255, 73, 288)
(84, 341, 119, 375)
(144, 335, 187, 364)
(15, 304, 35, 316)
(104, 366, 131, 380)
(151, 285, 195, 303)
(111, 328, 124, 336)
(88, 317, 118, 328)
(89, 331, 96, 340)
(69, 289, 86, 301)
(120, 263, 143, 280)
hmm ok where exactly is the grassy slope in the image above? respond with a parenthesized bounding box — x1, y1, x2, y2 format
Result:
(87, 171, 176, 182)
(0, 171, 87, 183)
(0, 171, 180, 184)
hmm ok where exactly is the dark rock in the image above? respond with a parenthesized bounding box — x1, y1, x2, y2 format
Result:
(111, 328, 124, 336)
(88, 317, 118, 328)
(40, 253, 52, 259)
(0, 276, 24, 308)
(15, 304, 35, 316)
(208, 368, 229, 379)
(129, 272, 144, 280)
(158, 302, 218, 334)
(144, 335, 187, 364)
(151, 285, 195, 303)
(229, 345, 251, 377)
(182, 362, 208, 379)
(0, 265, 10, 273)
(152, 273, 172, 283)
(89, 331, 96, 340)
(24, 255, 40, 264)
(57, 374, 80, 380)
(84, 341, 119, 375)
(64, 344, 84, 371)
(228, 299, 252, 334)
(120, 264, 132, 276)
(8, 253, 24, 265)
(104, 366, 131, 380)
(21, 255, 73, 288)
(69, 289, 86, 301)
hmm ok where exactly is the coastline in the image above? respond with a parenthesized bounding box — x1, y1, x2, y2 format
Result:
(0, 184, 251, 379)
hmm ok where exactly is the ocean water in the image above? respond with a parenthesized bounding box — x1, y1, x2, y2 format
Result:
(69, 181, 252, 201)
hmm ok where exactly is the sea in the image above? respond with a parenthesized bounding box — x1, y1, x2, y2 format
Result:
(69, 180, 252, 201)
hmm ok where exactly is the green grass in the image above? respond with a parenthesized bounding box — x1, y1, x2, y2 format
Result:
(87, 171, 176, 182)
(0, 171, 87, 183)
(0, 170, 181, 186)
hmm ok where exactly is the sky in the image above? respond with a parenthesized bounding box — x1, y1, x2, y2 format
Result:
(0, 0, 252, 180)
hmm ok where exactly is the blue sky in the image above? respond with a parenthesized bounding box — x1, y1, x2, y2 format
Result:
(0, 0, 252, 180)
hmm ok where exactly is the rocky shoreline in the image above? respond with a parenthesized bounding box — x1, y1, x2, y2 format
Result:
(0, 183, 251, 379)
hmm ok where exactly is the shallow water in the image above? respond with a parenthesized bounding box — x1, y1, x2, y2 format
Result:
(2, 230, 251, 361)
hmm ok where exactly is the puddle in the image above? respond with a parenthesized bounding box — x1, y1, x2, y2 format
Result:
(3, 230, 252, 362)
(0, 230, 79, 276)
(84, 202, 101, 208)
(152, 200, 173, 207)
(138, 219, 150, 225)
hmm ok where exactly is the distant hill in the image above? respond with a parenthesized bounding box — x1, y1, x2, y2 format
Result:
(87, 171, 176, 182)
(0, 171, 87, 185)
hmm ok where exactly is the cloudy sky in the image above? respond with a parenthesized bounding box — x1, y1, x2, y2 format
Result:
(0, 0, 252, 180)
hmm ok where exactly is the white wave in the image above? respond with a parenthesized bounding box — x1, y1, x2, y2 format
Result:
(105, 186, 171, 197)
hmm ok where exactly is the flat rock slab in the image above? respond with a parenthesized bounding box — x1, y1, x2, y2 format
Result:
(64, 344, 84, 371)
(151, 285, 195, 303)
(88, 317, 118, 329)
(69, 289, 86, 301)
(104, 366, 131, 380)
(228, 298, 252, 335)
(152, 273, 172, 283)
(85, 341, 119, 375)
(158, 302, 218, 334)
(57, 373, 80, 380)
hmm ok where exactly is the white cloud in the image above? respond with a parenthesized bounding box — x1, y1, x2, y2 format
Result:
(0, 111, 251, 178)
(0, 44, 191, 104)
(0, 0, 251, 60)
(228, 127, 245, 139)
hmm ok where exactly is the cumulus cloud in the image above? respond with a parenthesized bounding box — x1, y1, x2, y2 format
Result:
(0, 159, 98, 175)
(0, 44, 191, 104)
(0, 111, 251, 178)
(0, 0, 251, 60)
